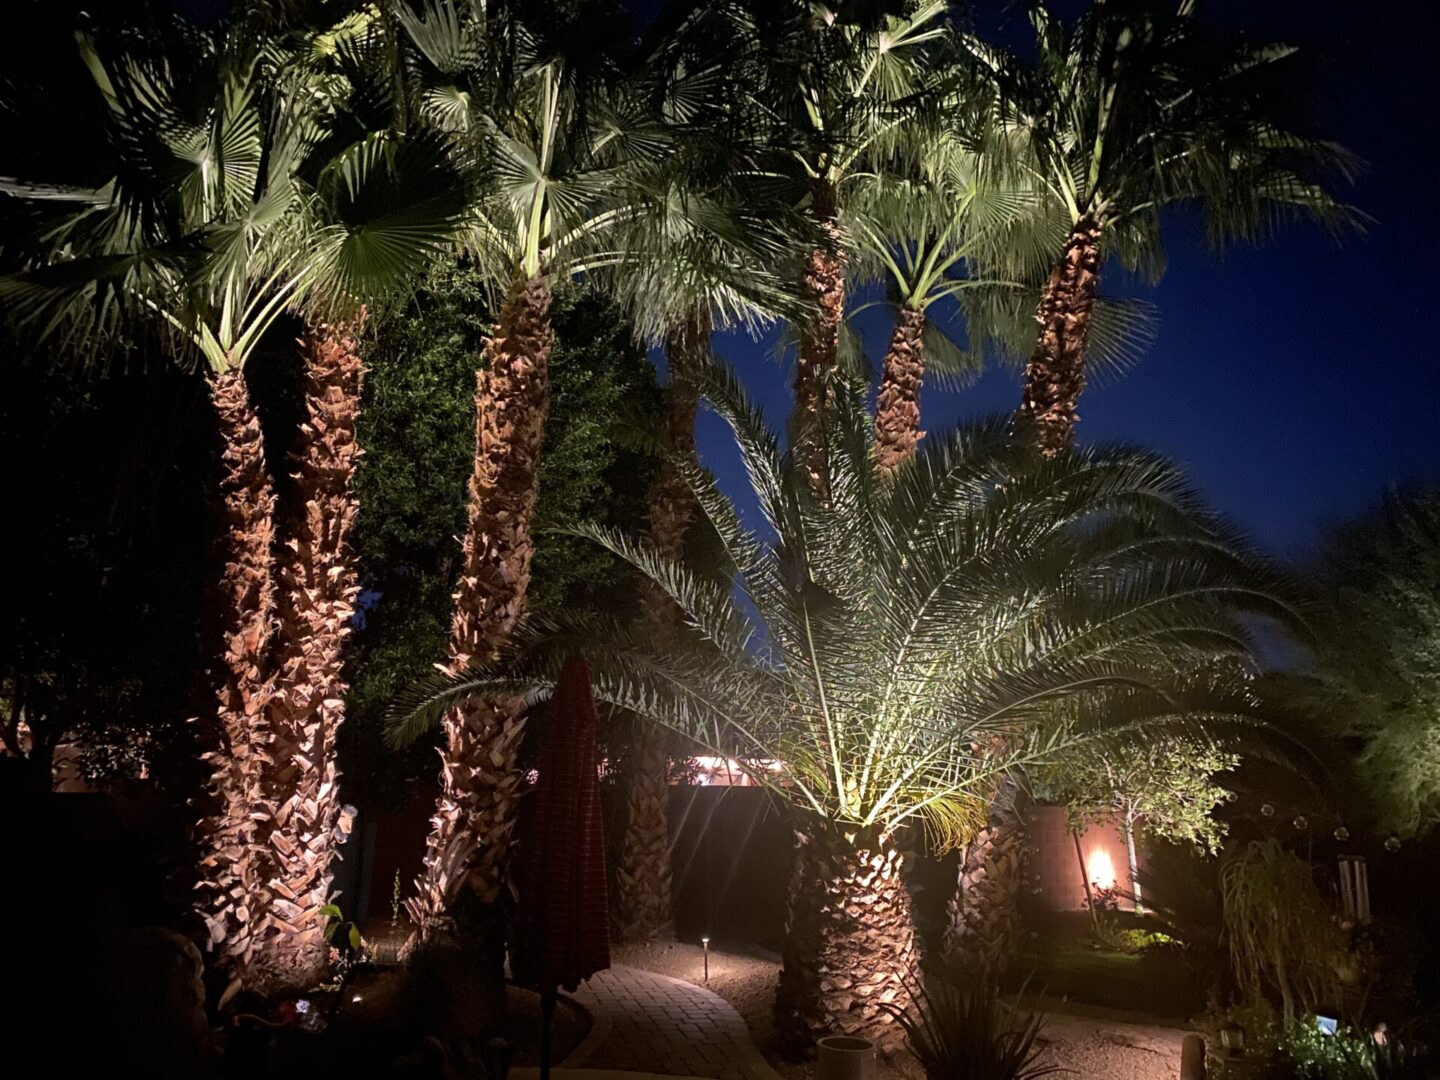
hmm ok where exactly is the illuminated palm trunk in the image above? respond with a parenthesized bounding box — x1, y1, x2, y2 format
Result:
(409, 275, 552, 930)
(257, 318, 365, 993)
(194, 366, 277, 984)
(793, 181, 845, 494)
(874, 307, 928, 473)
(943, 773, 1027, 981)
(775, 824, 918, 1054)
(615, 315, 706, 941)
(1018, 215, 1102, 456)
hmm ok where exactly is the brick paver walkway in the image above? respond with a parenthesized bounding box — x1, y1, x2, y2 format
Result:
(560, 964, 781, 1080)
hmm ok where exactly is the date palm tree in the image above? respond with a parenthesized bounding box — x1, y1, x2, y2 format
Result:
(392, 0, 671, 932)
(963, 0, 1359, 455)
(391, 355, 1304, 1049)
(0, 13, 463, 992)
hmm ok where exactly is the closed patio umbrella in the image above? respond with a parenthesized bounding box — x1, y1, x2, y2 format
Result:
(513, 656, 611, 1078)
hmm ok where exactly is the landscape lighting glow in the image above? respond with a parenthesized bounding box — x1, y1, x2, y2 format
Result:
(1087, 848, 1116, 891)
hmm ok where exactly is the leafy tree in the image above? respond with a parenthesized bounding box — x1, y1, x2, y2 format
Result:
(1035, 734, 1239, 910)
(963, 0, 1359, 455)
(392, 356, 1304, 1049)
(1290, 489, 1440, 839)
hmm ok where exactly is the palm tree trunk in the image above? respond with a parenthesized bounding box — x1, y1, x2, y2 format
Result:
(792, 181, 845, 494)
(194, 366, 278, 986)
(614, 313, 706, 942)
(874, 307, 927, 473)
(409, 275, 553, 931)
(943, 773, 1028, 982)
(256, 317, 365, 994)
(1017, 214, 1103, 456)
(775, 824, 918, 1054)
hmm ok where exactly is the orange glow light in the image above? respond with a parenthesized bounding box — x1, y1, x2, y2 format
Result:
(1087, 847, 1116, 891)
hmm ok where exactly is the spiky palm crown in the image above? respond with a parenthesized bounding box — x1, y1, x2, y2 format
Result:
(392, 351, 1310, 852)
(0, 9, 465, 369)
(961, 0, 1361, 278)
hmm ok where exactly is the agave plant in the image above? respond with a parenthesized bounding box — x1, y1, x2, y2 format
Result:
(390, 354, 1302, 1049)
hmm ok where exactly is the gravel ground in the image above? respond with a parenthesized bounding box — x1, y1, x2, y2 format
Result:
(614, 940, 1187, 1080)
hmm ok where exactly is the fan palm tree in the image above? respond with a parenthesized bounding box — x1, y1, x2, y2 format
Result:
(739, 0, 954, 489)
(0, 13, 463, 992)
(390, 355, 1304, 1049)
(392, 0, 672, 932)
(961, 0, 1359, 456)
(592, 2, 804, 943)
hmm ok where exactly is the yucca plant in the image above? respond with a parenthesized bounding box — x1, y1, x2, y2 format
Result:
(888, 976, 1061, 1080)
(391, 350, 1302, 1048)
(963, 0, 1360, 455)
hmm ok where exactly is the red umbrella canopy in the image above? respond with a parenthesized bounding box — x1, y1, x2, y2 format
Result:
(513, 656, 611, 992)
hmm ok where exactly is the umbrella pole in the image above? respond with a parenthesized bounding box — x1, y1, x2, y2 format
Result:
(540, 984, 557, 1080)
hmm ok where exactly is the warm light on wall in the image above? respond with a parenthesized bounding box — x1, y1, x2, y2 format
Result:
(1087, 847, 1116, 890)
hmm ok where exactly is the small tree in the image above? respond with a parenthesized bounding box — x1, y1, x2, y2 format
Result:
(1037, 735, 1238, 911)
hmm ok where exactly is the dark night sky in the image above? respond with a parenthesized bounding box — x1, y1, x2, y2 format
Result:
(670, 1, 1438, 560)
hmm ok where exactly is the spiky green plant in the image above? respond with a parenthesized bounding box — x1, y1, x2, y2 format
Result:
(887, 976, 1061, 1080)
(390, 350, 1304, 1048)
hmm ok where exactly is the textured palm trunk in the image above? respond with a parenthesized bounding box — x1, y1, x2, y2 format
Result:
(942, 773, 1027, 981)
(873, 307, 928, 473)
(775, 825, 918, 1054)
(194, 367, 278, 984)
(254, 318, 365, 994)
(1017, 215, 1103, 456)
(792, 182, 845, 494)
(614, 314, 706, 942)
(409, 275, 553, 931)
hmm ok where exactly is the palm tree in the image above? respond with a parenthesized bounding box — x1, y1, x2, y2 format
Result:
(848, 137, 1054, 472)
(594, 3, 802, 943)
(0, 15, 462, 992)
(392, 0, 671, 932)
(741, 0, 955, 489)
(963, 0, 1359, 455)
(391, 356, 1303, 1049)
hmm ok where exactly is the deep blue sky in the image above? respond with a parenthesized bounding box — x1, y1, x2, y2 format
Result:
(671, 1, 1438, 560)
